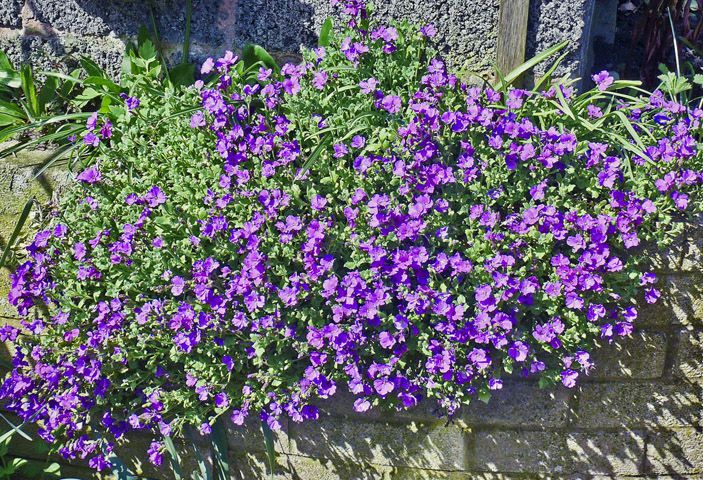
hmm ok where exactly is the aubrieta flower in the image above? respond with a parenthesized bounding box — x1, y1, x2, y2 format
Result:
(3, 0, 702, 471)
(592, 70, 614, 91)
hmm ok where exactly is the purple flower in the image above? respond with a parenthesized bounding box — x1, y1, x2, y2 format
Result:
(359, 77, 378, 94)
(380, 95, 402, 114)
(83, 132, 100, 147)
(561, 369, 578, 388)
(592, 70, 614, 91)
(312, 71, 329, 90)
(76, 166, 102, 184)
(190, 111, 206, 128)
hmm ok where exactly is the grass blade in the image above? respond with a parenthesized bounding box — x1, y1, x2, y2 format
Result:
(163, 435, 183, 480)
(319, 17, 334, 47)
(0, 197, 34, 270)
(211, 417, 230, 480)
(261, 420, 276, 480)
(495, 40, 569, 91)
(20, 65, 39, 120)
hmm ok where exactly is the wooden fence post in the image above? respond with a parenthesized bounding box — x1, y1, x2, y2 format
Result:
(495, 0, 531, 83)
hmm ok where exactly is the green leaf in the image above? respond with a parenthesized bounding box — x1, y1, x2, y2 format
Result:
(37, 74, 58, 115)
(495, 40, 569, 91)
(211, 417, 230, 480)
(83, 76, 122, 93)
(242, 44, 280, 74)
(0, 52, 20, 89)
(0, 197, 34, 270)
(79, 56, 108, 78)
(318, 17, 334, 47)
(32, 143, 77, 180)
(261, 420, 276, 479)
(138, 39, 159, 62)
(20, 65, 39, 119)
(169, 63, 196, 87)
(163, 435, 183, 480)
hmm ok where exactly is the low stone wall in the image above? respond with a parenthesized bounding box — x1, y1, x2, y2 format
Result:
(0, 152, 701, 478)
(0, 0, 618, 83)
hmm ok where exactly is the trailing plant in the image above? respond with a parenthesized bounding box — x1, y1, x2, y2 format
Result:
(1, 0, 702, 474)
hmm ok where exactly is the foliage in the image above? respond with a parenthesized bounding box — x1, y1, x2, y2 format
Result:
(1, 0, 702, 474)
(632, 0, 703, 86)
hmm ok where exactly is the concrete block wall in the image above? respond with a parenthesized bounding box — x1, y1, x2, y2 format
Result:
(0, 0, 611, 81)
(0, 154, 701, 478)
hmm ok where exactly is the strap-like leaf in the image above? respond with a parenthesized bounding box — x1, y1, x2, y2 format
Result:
(319, 17, 334, 47)
(163, 435, 183, 480)
(0, 197, 34, 270)
(211, 417, 230, 480)
(261, 420, 276, 479)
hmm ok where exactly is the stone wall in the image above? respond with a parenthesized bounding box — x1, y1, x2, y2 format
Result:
(0, 152, 701, 479)
(0, 0, 617, 82)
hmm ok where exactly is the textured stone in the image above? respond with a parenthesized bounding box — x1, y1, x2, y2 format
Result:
(646, 428, 703, 475)
(638, 273, 703, 328)
(588, 331, 667, 380)
(526, 0, 596, 82)
(28, 0, 224, 46)
(575, 382, 703, 429)
(289, 417, 468, 471)
(675, 329, 703, 379)
(645, 214, 703, 273)
(0, 30, 126, 78)
(226, 416, 291, 454)
(472, 430, 644, 475)
(0, 0, 22, 28)
(461, 380, 574, 428)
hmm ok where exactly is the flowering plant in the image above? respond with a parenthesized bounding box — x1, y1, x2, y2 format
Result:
(2, 0, 702, 472)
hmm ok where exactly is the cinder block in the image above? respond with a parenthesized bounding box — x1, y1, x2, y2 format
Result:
(674, 329, 703, 379)
(461, 380, 573, 428)
(472, 430, 644, 475)
(575, 382, 703, 429)
(588, 331, 667, 380)
(639, 273, 703, 328)
(646, 428, 703, 475)
(289, 416, 468, 471)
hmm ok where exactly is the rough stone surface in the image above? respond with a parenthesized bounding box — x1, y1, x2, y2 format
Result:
(674, 328, 703, 379)
(0, 0, 22, 28)
(639, 273, 703, 328)
(0, 0, 605, 83)
(0, 30, 126, 78)
(472, 430, 645, 475)
(575, 381, 703, 429)
(646, 428, 703, 475)
(289, 416, 468, 471)
(588, 330, 668, 379)
(526, 0, 596, 82)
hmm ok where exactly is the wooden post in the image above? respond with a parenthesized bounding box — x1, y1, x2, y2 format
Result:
(495, 0, 530, 83)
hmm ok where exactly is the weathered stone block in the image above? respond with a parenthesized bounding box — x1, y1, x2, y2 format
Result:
(575, 381, 703, 429)
(526, 0, 596, 82)
(0, 30, 126, 78)
(289, 416, 468, 471)
(646, 428, 703, 475)
(588, 331, 667, 380)
(226, 416, 291, 454)
(461, 380, 574, 428)
(645, 214, 703, 273)
(638, 273, 703, 328)
(472, 430, 644, 475)
(674, 328, 703, 379)
(0, 0, 22, 28)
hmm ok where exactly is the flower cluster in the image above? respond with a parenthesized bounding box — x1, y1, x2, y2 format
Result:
(2, 0, 702, 470)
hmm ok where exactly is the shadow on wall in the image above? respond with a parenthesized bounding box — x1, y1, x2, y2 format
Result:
(2, 0, 322, 74)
